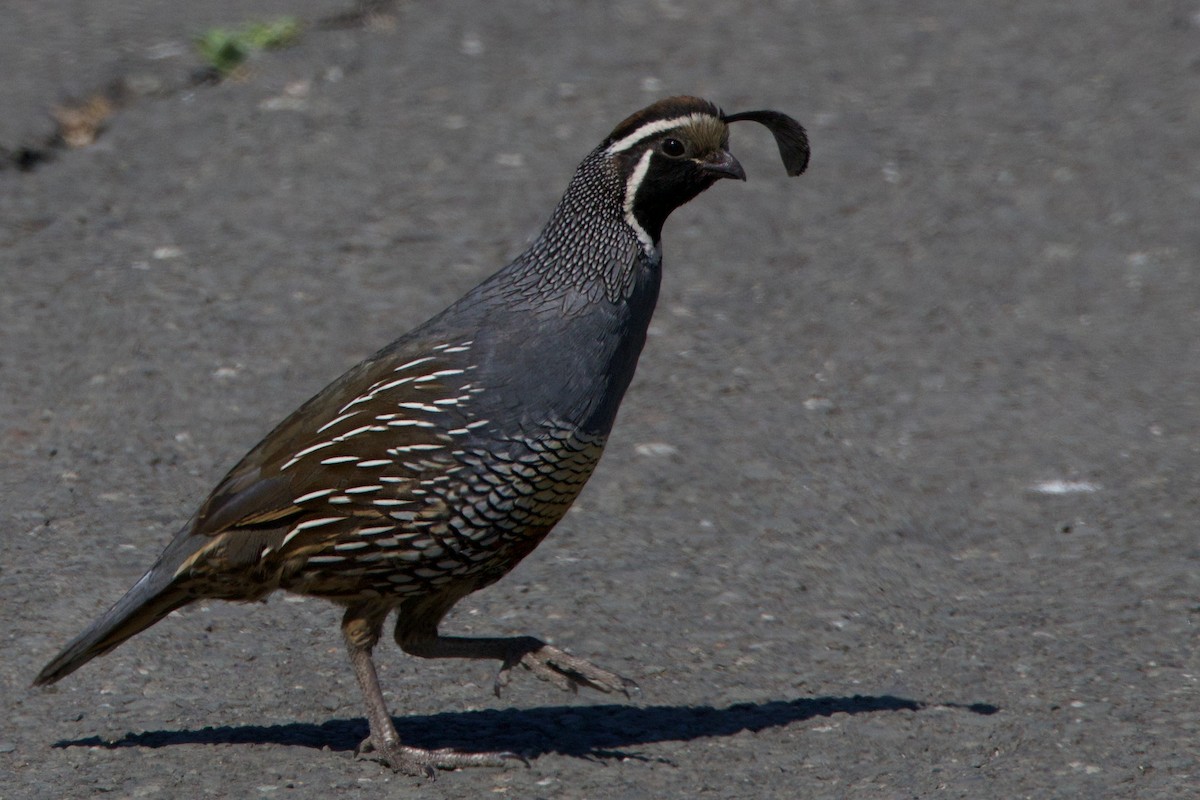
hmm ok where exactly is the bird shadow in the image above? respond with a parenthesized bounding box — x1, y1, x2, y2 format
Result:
(54, 694, 997, 762)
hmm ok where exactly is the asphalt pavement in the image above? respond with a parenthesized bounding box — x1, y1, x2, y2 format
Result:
(2, 1, 1199, 798)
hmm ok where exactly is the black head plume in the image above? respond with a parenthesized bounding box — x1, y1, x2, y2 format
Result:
(721, 109, 810, 177)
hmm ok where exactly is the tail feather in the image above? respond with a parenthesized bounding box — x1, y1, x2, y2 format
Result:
(33, 567, 190, 686)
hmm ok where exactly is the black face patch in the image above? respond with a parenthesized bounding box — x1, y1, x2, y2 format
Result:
(600, 96, 807, 251)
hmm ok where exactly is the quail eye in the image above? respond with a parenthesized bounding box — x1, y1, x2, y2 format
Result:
(660, 137, 686, 158)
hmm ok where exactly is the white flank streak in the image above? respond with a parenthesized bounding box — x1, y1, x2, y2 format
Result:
(344, 485, 383, 494)
(388, 419, 435, 428)
(359, 526, 396, 536)
(622, 148, 658, 254)
(281, 516, 342, 547)
(316, 411, 360, 434)
(370, 538, 399, 549)
(370, 376, 415, 395)
(293, 488, 335, 504)
(320, 455, 360, 465)
(339, 395, 371, 413)
(466, 419, 490, 429)
(291, 440, 335, 458)
(281, 440, 336, 469)
(389, 444, 443, 453)
(298, 516, 342, 529)
(335, 541, 371, 551)
(398, 402, 443, 413)
(356, 459, 392, 468)
(334, 425, 375, 442)
(605, 113, 713, 155)
(413, 369, 466, 383)
(393, 356, 436, 373)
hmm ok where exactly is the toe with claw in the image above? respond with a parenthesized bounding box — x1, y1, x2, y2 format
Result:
(495, 641, 639, 698)
(356, 735, 528, 777)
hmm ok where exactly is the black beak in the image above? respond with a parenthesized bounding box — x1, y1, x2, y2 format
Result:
(700, 149, 747, 181)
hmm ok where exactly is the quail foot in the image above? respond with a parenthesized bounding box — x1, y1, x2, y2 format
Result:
(34, 96, 809, 777)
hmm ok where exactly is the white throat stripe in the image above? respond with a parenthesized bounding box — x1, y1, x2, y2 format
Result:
(622, 149, 657, 254)
(605, 113, 716, 155)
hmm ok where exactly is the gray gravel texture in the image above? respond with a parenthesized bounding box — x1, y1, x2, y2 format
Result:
(3, 1, 1199, 798)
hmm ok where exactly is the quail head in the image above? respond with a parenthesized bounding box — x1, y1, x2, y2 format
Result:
(34, 96, 809, 777)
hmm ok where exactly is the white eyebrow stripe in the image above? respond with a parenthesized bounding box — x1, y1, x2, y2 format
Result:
(605, 113, 715, 155)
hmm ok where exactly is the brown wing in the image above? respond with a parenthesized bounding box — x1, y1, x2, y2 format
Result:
(167, 336, 487, 590)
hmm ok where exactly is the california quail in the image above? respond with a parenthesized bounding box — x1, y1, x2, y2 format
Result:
(34, 96, 809, 776)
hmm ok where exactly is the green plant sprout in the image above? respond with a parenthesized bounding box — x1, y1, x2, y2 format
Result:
(196, 17, 301, 76)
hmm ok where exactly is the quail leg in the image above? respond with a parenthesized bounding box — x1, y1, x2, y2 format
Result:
(398, 631, 638, 698)
(342, 606, 524, 776)
(394, 593, 638, 698)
